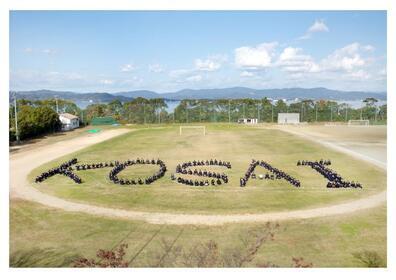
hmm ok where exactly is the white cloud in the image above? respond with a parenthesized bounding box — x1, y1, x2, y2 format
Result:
(308, 20, 329, 33)
(240, 71, 254, 77)
(121, 63, 136, 72)
(234, 42, 278, 69)
(100, 79, 114, 85)
(363, 45, 375, 52)
(299, 20, 329, 40)
(277, 47, 320, 73)
(194, 54, 227, 71)
(148, 63, 164, 73)
(10, 70, 89, 90)
(169, 69, 191, 78)
(321, 43, 368, 72)
(194, 58, 221, 71)
(185, 75, 202, 82)
(345, 70, 371, 80)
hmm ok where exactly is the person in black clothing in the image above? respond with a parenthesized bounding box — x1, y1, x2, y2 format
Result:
(174, 159, 231, 187)
(35, 158, 82, 184)
(240, 159, 301, 188)
(299, 160, 362, 189)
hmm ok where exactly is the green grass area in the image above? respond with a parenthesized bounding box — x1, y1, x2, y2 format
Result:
(9, 199, 386, 267)
(30, 123, 386, 214)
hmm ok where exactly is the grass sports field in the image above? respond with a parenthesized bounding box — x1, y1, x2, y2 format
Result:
(10, 123, 387, 267)
(30, 124, 385, 214)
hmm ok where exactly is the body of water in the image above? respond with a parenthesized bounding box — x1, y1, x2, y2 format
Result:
(75, 99, 386, 111)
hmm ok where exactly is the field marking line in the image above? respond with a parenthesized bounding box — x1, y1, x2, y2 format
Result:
(10, 126, 386, 226)
(275, 126, 386, 170)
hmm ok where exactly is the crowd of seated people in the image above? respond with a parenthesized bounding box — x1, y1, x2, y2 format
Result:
(108, 158, 167, 185)
(297, 159, 331, 166)
(35, 158, 82, 184)
(240, 159, 300, 188)
(173, 159, 231, 186)
(74, 161, 119, 171)
(298, 160, 362, 189)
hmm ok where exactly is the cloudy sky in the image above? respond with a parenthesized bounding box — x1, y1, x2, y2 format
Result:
(10, 11, 386, 93)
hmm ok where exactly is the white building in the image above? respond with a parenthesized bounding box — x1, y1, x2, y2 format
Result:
(278, 113, 300, 124)
(59, 113, 80, 131)
(238, 118, 258, 124)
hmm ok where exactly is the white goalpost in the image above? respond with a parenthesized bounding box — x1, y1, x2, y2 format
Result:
(348, 120, 370, 126)
(179, 126, 206, 135)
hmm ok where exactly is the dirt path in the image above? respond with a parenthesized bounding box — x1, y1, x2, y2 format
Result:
(10, 127, 386, 226)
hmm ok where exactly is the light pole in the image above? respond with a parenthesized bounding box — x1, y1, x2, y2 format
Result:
(228, 99, 231, 123)
(315, 103, 318, 122)
(257, 103, 260, 123)
(143, 103, 146, 124)
(55, 96, 59, 113)
(199, 103, 202, 123)
(271, 103, 274, 123)
(345, 105, 348, 122)
(374, 105, 377, 123)
(186, 104, 189, 123)
(301, 102, 303, 122)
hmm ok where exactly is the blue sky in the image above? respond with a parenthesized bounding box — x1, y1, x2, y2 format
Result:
(10, 11, 386, 93)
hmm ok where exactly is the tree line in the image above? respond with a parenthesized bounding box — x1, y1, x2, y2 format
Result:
(84, 97, 386, 124)
(9, 96, 386, 142)
(9, 98, 82, 141)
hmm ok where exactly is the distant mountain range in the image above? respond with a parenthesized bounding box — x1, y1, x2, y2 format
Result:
(10, 87, 387, 107)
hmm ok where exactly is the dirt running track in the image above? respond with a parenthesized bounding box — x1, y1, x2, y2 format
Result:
(10, 127, 386, 226)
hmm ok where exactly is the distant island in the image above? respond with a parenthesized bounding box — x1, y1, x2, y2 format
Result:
(10, 87, 387, 108)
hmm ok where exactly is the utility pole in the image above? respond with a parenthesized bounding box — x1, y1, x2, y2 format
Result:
(301, 102, 303, 122)
(14, 95, 20, 144)
(257, 103, 260, 123)
(213, 106, 216, 123)
(199, 104, 202, 122)
(55, 96, 59, 113)
(143, 103, 146, 124)
(374, 105, 377, 123)
(345, 106, 348, 122)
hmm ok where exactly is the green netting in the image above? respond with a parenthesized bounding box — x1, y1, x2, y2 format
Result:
(87, 128, 101, 134)
(91, 117, 117, 125)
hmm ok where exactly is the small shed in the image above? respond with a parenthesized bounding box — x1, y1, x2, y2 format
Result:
(59, 113, 80, 131)
(238, 118, 258, 125)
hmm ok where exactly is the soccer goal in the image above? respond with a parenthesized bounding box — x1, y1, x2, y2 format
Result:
(179, 126, 206, 135)
(348, 120, 370, 126)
